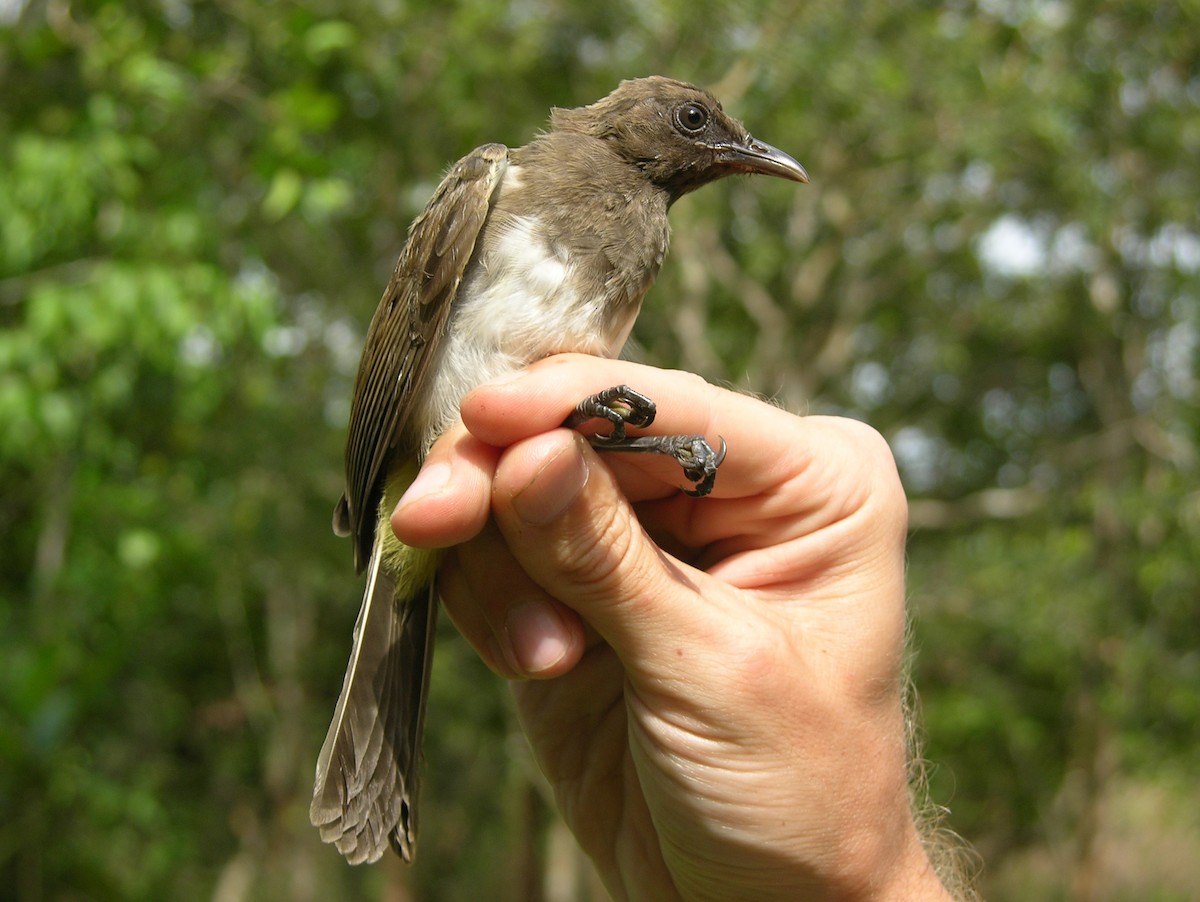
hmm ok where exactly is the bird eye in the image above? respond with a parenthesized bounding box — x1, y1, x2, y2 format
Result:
(676, 102, 709, 133)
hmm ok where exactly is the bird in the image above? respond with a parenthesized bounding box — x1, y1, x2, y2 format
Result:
(310, 75, 808, 865)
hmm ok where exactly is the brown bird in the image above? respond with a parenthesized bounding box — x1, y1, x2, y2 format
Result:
(310, 76, 808, 864)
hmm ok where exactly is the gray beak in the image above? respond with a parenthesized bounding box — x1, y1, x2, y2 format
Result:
(716, 136, 809, 183)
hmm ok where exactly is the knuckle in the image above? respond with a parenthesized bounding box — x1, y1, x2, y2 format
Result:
(824, 418, 909, 538)
(849, 421, 909, 537)
(558, 499, 637, 594)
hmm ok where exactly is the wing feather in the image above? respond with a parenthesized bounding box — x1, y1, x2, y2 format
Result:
(338, 143, 509, 570)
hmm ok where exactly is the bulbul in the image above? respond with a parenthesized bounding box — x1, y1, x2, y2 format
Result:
(310, 76, 808, 865)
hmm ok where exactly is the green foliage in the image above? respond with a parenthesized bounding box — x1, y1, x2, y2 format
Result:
(1, 0, 1196, 899)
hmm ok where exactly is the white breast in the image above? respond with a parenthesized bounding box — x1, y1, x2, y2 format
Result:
(414, 178, 640, 448)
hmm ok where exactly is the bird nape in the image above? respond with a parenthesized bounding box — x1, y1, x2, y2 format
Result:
(310, 75, 808, 865)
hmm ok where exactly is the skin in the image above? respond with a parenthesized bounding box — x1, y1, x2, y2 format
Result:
(391, 354, 954, 901)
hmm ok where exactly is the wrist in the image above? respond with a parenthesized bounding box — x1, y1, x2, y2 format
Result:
(848, 823, 955, 901)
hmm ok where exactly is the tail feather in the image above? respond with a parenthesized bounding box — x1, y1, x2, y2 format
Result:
(310, 538, 439, 864)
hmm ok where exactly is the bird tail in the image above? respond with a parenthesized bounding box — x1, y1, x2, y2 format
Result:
(310, 513, 440, 864)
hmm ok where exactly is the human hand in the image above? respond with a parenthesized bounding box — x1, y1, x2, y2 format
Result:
(391, 354, 952, 901)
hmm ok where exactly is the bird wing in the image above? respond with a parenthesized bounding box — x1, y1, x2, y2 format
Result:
(336, 143, 509, 571)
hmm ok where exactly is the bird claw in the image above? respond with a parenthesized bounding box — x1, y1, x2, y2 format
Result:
(565, 384, 656, 443)
(678, 435, 727, 497)
(564, 385, 726, 496)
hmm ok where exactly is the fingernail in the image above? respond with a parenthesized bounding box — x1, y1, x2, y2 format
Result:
(505, 602, 571, 675)
(397, 460, 451, 508)
(510, 437, 589, 525)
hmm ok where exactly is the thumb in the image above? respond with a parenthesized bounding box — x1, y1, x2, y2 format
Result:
(491, 429, 721, 666)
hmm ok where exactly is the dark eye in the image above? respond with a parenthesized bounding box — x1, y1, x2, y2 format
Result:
(676, 102, 708, 133)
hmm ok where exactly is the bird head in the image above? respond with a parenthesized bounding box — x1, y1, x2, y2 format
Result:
(550, 76, 808, 201)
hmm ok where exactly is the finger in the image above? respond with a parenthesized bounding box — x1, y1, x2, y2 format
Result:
(636, 415, 909, 581)
(439, 523, 587, 680)
(465, 356, 906, 558)
(390, 420, 499, 549)
(461, 354, 815, 500)
(463, 354, 717, 453)
(489, 427, 741, 669)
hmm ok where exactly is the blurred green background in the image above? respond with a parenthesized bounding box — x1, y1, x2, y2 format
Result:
(2, 0, 1197, 899)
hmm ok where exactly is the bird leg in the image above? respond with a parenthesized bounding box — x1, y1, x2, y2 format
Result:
(564, 385, 727, 497)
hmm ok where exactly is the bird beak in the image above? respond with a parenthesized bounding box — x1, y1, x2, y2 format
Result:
(715, 135, 809, 183)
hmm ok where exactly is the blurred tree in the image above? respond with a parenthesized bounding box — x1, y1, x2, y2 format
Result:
(1, 0, 1195, 900)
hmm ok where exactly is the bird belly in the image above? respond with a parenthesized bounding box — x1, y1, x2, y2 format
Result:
(414, 215, 639, 451)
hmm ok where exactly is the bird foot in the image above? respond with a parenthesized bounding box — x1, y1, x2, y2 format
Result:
(564, 384, 726, 497)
